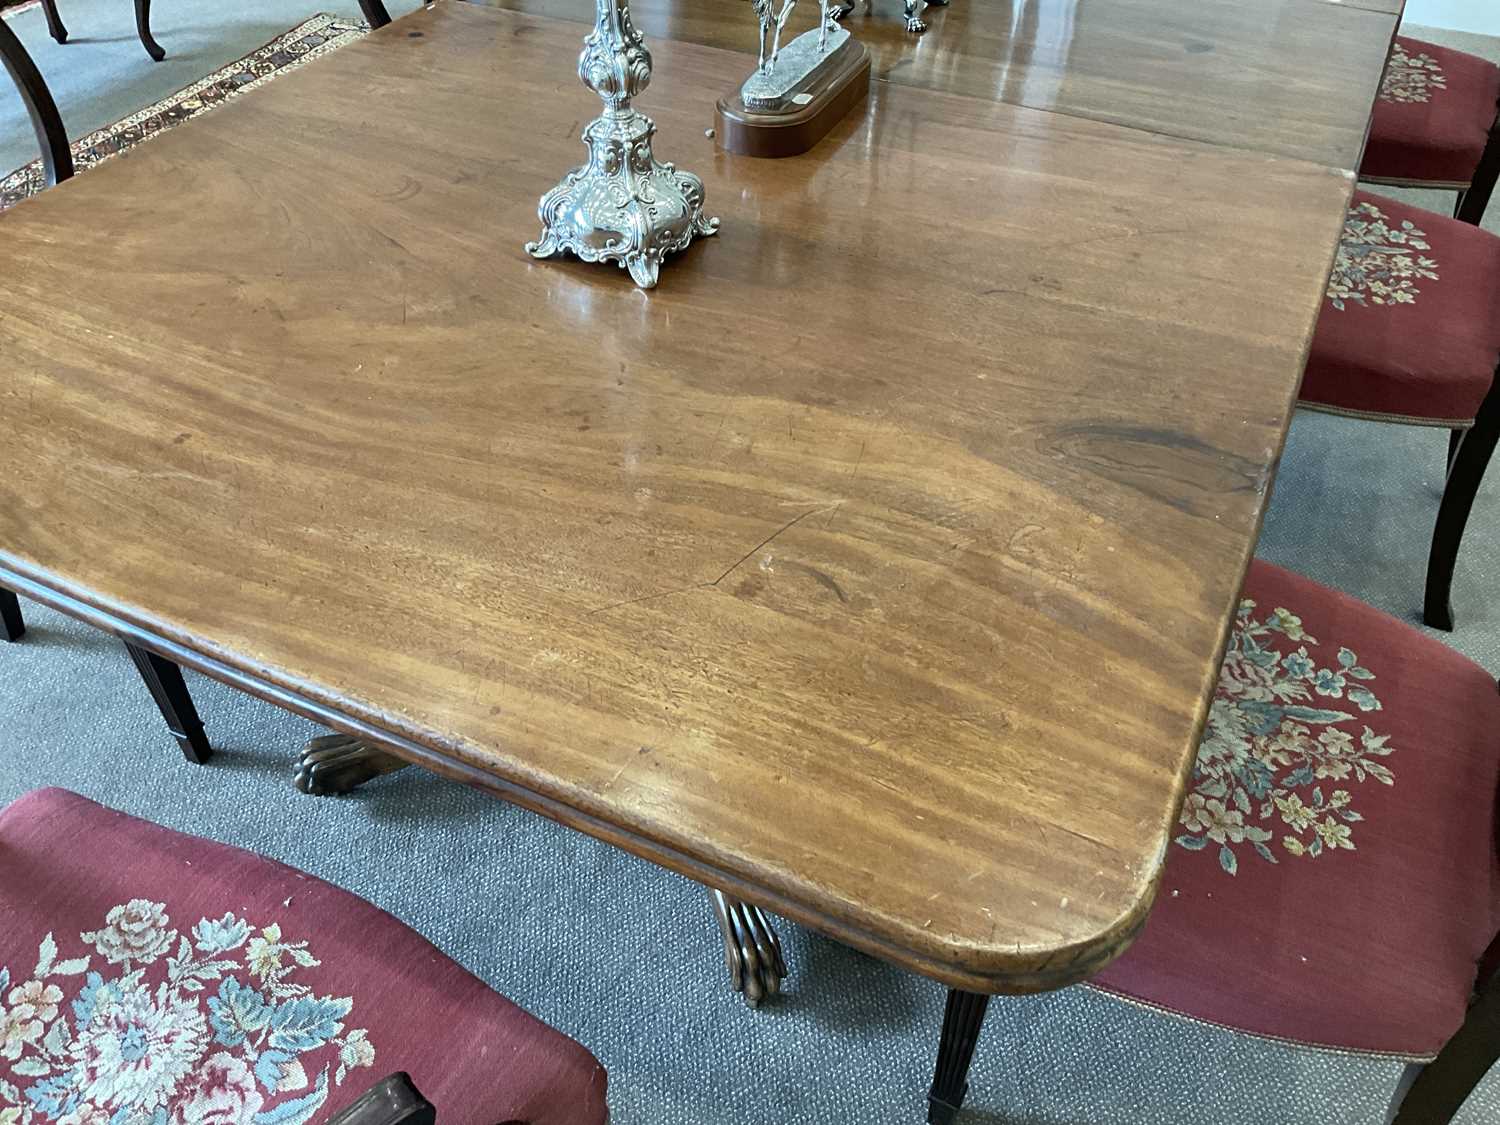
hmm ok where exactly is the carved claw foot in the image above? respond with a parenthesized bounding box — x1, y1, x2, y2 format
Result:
(294, 734, 410, 795)
(709, 889, 788, 1008)
(829, 0, 869, 20)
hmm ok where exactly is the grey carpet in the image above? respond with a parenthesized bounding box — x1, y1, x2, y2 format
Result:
(2, 5, 1499, 1123)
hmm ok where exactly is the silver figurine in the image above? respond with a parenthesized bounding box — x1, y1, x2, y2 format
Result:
(526, 0, 719, 289)
(743, 0, 849, 110)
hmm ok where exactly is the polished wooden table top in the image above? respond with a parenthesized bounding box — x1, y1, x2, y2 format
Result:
(0, 0, 1370, 991)
(482, 0, 1400, 167)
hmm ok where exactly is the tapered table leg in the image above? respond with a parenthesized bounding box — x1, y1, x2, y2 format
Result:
(135, 0, 164, 61)
(709, 888, 787, 1008)
(1, 589, 24, 642)
(928, 990, 990, 1125)
(295, 734, 410, 794)
(124, 641, 211, 764)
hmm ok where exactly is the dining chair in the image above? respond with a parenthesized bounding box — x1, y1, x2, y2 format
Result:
(928, 557, 1500, 1124)
(1297, 189, 1500, 631)
(36, 0, 164, 61)
(0, 787, 610, 1124)
(1361, 36, 1500, 226)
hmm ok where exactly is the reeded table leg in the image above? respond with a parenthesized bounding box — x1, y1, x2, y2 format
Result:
(928, 990, 990, 1125)
(709, 888, 787, 1008)
(1, 589, 24, 642)
(124, 641, 211, 764)
(295, 734, 410, 794)
(135, 0, 165, 61)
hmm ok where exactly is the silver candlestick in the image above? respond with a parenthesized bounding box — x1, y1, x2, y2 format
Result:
(526, 0, 719, 289)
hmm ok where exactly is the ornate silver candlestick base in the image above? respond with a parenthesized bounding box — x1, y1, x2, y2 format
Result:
(526, 0, 718, 289)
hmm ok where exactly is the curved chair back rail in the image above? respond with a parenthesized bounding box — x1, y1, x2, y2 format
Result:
(0, 16, 73, 187)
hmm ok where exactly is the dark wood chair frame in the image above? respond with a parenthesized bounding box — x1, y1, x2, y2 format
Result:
(37, 0, 164, 62)
(0, 12, 72, 186)
(1427, 361, 1500, 631)
(1456, 104, 1500, 226)
(328, 1073, 435, 1125)
(359, 1, 394, 30)
(927, 685, 1500, 1125)
(1, 584, 213, 765)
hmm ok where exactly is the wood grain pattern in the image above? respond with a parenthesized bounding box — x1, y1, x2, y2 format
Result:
(474, 0, 1399, 167)
(0, 1, 1359, 992)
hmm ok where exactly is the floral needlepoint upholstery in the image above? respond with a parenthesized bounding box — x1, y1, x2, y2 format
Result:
(1362, 37, 1500, 186)
(1092, 560, 1500, 1058)
(0, 790, 608, 1125)
(1298, 190, 1500, 424)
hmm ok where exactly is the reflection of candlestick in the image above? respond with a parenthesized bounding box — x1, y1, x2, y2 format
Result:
(525, 0, 719, 289)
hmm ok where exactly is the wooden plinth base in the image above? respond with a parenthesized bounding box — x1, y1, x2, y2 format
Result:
(715, 41, 871, 158)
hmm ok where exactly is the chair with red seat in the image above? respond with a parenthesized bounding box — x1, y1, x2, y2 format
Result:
(1298, 189, 1500, 630)
(1362, 36, 1500, 226)
(0, 787, 609, 1124)
(927, 557, 1500, 1124)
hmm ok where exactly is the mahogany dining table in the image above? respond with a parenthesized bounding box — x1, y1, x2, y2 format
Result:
(0, 0, 1401, 1117)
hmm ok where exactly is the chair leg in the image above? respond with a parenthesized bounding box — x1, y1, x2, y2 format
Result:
(928, 990, 990, 1125)
(1455, 111, 1500, 226)
(1, 589, 23, 642)
(39, 0, 67, 44)
(0, 15, 74, 187)
(1390, 972, 1500, 1124)
(1447, 427, 1465, 475)
(1385, 1063, 1424, 1124)
(1425, 371, 1500, 630)
(134, 0, 164, 61)
(358, 0, 393, 29)
(124, 641, 212, 764)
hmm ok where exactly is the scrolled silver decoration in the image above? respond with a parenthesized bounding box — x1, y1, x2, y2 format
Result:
(526, 0, 718, 290)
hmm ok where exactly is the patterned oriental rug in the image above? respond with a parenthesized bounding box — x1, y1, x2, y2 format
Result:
(0, 13, 368, 211)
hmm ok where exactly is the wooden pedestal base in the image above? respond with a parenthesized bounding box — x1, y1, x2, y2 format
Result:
(715, 41, 871, 158)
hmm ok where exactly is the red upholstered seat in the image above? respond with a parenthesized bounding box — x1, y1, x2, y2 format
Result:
(0, 789, 608, 1124)
(1299, 190, 1500, 423)
(1093, 559, 1500, 1058)
(1362, 38, 1500, 187)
